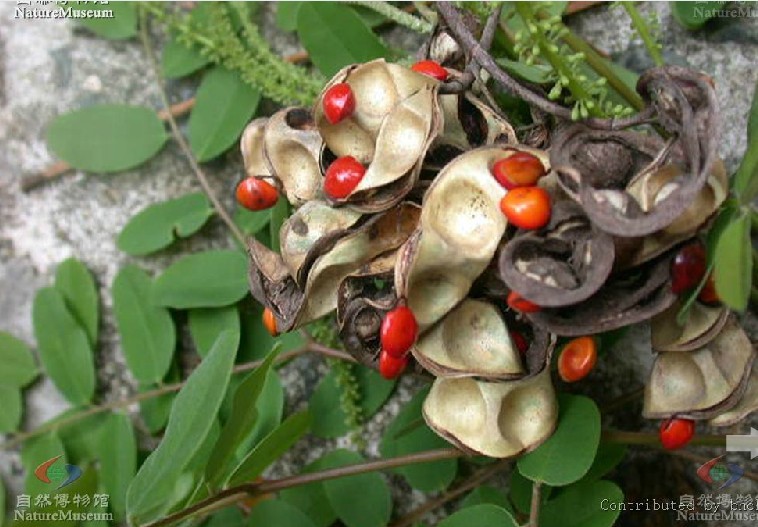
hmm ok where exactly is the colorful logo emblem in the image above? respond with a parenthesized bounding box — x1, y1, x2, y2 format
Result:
(34, 456, 82, 489)
(696, 455, 744, 490)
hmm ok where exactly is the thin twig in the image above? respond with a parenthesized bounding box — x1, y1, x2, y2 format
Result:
(602, 430, 726, 448)
(1, 344, 355, 451)
(390, 460, 509, 527)
(140, 12, 247, 246)
(144, 448, 465, 527)
(529, 481, 542, 527)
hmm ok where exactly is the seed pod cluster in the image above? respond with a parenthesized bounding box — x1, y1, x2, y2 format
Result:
(241, 55, 755, 457)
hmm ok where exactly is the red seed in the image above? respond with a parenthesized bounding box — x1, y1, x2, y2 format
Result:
(323, 156, 366, 200)
(379, 349, 408, 379)
(509, 330, 529, 357)
(697, 274, 720, 305)
(507, 291, 541, 314)
(236, 177, 279, 211)
(557, 336, 597, 382)
(671, 243, 707, 294)
(410, 60, 449, 81)
(380, 306, 419, 358)
(322, 82, 356, 125)
(491, 152, 546, 190)
(500, 186, 551, 230)
(262, 308, 279, 337)
(659, 418, 695, 450)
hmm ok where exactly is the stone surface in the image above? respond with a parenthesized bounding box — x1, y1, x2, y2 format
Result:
(0, 2, 756, 527)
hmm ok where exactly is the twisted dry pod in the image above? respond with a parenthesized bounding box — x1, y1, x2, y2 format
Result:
(314, 59, 442, 212)
(651, 300, 729, 352)
(644, 316, 755, 420)
(240, 108, 324, 207)
(550, 66, 719, 239)
(499, 200, 615, 307)
(396, 146, 548, 333)
(710, 360, 758, 427)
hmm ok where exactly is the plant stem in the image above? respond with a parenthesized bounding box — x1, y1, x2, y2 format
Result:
(346, 0, 433, 33)
(529, 481, 542, 527)
(391, 460, 510, 527)
(602, 430, 726, 447)
(600, 386, 645, 414)
(144, 448, 465, 527)
(621, 2, 664, 67)
(1, 343, 354, 451)
(139, 9, 246, 247)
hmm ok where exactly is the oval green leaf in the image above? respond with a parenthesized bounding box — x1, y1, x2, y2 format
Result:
(113, 265, 176, 384)
(517, 394, 601, 486)
(55, 257, 99, 345)
(46, 104, 167, 173)
(161, 38, 211, 79)
(280, 456, 338, 527)
(189, 305, 240, 358)
(97, 412, 137, 522)
(152, 250, 249, 309)
(117, 193, 214, 256)
(540, 480, 624, 527)
(321, 449, 392, 527)
(714, 211, 752, 311)
(0, 386, 22, 433)
(189, 67, 261, 162)
(380, 388, 457, 491)
(234, 207, 271, 237)
(32, 287, 94, 405)
(310, 365, 395, 438)
(460, 486, 513, 513)
(509, 469, 552, 515)
(438, 504, 518, 527)
(228, 410, 312, 486)
(248, 500, 317, 527)
(296, 2, 388, 77)
(276, 1, 302, 31)
(75, 2, 138, 39)
(125, 331, 238, 524)
(0, 331, 37, 387)
(21, 432, 67, 497)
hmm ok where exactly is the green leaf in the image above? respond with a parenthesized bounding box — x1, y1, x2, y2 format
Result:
(245, 369, 285, 446)
(189, 305, 241, 358)
(249, 500, 318, 527)
(97, 412, 137, 522)
(205, 507, 247, 527)
(161, 38, 211, 79)
(460, 486, 513, 514)
(310, 366, 395, 438)
(189, 67, 261, 162)
(56, 410, 110, 464)
(280, 457, 338, 527)
(276, 1, 302, 31)
(517, 394, 601, 486)
(152, 250, 249, 308)
(75, 2, 137, 39)
(296, 2, 388, 77)
(714, 211, 752, 311)
(509, 469, 552, 514)
(125, 331, 238, 524)
(139, 384, 175, 435)
(438, 504, 518, 527)
(235, 207, 271, 237)
(578, 442, 627, 484)
(21, 432, 66, 497)
(350, 5, 388, 27)
(32, 287, 94, 405)
(540, 480, 624, 527)
(671, 1, 726, 30)
(0, 386, 22, 433)
(0, 331, 37, 387)
(228, 411, 312, 486)
(269, 197, 290, 252)
(117, 193, 214, 256)
(46, 104, 167, 173)
(380, 388, 457, 491)
(321, 449, 392, 527)
(733, 80, 758, 202)
(113, 265, 176, 384)
(496, 58, 552, 84)
(54, 257, 99, 345)
(206, 346, 280, 488)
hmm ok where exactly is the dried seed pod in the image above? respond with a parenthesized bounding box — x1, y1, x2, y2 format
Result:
(337, 252, 398, 368)
(526, 252, 676, 336)
(240, 109, 324, 207)
(248, 203, 420, 332)
(314, 59, 442, 212)
(651, 300, 730, 352)
(499, 200, 615, 307)
(396, 147, 548, 332)
(422, 368, 558, 458)
(710, 360, 758, 427)
(280, 201, 363, 286)
(643, 316, 756, 420)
